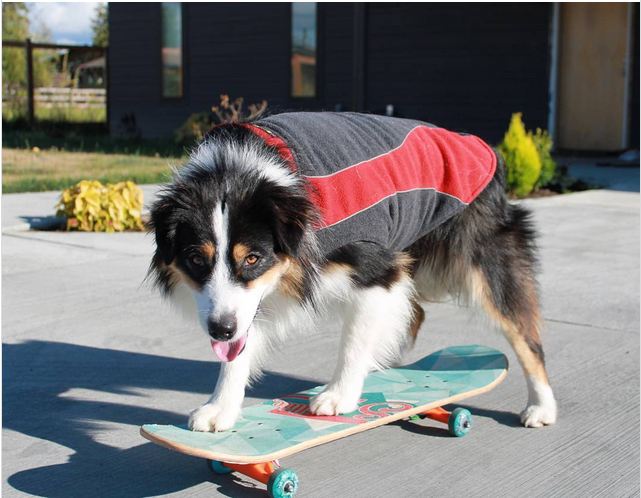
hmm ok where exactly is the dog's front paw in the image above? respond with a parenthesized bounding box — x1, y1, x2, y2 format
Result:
(188, 403, 240, 432)
(520, 402, 557, 428)
(310, 388, 360, 416)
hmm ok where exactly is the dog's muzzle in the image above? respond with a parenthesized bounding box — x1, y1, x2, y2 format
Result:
(207, 315, 237, 341)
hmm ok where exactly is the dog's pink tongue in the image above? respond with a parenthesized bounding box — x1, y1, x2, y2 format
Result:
(211, 335, 247, 362)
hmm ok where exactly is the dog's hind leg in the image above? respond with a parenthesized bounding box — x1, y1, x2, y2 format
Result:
(310, 247, 418, 416)
(470, 268, 556, 427)
(468, 207, 557, 427)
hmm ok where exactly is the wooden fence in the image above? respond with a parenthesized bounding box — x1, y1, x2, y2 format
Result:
(34, 88, 106, 109)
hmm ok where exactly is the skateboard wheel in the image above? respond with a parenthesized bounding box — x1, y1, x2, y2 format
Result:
(207, 459, 232, 475)
(448, 408, 472, 437)
(267, 468, 299, 498)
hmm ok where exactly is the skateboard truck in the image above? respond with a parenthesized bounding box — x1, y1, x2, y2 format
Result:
(208, 459, 299, 498)
(409, 406, 473, 437)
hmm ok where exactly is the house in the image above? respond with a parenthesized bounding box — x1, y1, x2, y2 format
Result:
(108, 3, 639, 151)
(75, 56, 106, 88)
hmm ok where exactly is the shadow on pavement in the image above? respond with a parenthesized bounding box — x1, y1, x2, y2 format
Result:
(19, 215, 66, 230)
(458, 405, 523, 428)
(393, 402, 522, 438)
(3, 341, 319, 497)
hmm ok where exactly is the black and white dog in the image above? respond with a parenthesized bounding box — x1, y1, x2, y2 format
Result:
(149, 112, 557, 432)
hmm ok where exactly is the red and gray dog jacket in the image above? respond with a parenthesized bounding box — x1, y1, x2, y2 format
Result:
(246, 112, 497, 255)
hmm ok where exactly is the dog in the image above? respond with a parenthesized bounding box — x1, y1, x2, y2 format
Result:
(148, 112, 557, 432)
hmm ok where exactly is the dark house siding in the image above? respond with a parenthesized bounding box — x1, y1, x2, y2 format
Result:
(187, 4, 290, 107)
(321, 3, 355, 111)
(108, 3, 188, 137)
(109, 3, 552, 142)
(365, 3, 551, 143)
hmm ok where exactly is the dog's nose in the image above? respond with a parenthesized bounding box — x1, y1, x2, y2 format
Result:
(207, 315, 237, 341)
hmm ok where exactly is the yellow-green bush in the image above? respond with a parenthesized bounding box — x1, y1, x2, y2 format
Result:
(531, 127, 556, 189)
(56, 180, 144, 232)
(498, 113, 542, 198)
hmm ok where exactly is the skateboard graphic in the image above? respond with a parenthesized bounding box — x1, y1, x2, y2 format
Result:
(141, 345, 508, 497)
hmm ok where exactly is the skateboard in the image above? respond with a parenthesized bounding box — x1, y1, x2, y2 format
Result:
(141, 344, 508, 497)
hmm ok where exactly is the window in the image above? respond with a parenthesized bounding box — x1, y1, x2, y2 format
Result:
(291, 3, 317, 98)
(161, 3, 183, 98)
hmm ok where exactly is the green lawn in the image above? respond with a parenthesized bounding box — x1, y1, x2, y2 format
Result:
(2, 124, 189, 193)
(3, 106, 106, 123)
(2, 147, 183, 193)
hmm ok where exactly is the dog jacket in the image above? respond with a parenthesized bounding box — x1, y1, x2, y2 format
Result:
(246, 112, 497, 255)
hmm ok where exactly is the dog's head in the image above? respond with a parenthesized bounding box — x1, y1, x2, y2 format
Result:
(148, 135, 316, 361)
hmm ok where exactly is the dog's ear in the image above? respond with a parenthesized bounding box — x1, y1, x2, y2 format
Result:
(148, 195, 179, 265)
(264, 185, 317, 257)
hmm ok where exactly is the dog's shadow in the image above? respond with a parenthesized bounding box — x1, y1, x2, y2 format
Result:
(3, 340, 318, 497)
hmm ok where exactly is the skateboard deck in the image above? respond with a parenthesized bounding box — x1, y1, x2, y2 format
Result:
(141, 345, 508, 465)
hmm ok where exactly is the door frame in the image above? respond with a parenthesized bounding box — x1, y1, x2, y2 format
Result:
(547, 2, 635, 151)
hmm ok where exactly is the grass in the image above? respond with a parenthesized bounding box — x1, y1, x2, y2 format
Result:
(2, 147, 183, 193)
(3, 106, 106, 123)
(2, 121, 189, 193)
(35, 106, 106, 123)
(3, 125, 185, 157)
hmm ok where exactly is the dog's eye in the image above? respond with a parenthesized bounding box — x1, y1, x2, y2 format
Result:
(244, 254, 260, 266)
(189, 254, 205, 267)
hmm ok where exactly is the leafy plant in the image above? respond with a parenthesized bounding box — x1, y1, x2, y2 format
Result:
(56, 180, 144, 232)
(174, 94, 268, 147)
(173, 111, 212, 146)
(498, 113, 542, 198)
(531, 127, 557, 189)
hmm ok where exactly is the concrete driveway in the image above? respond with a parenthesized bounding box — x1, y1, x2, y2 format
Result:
(2, 188, 639, 497)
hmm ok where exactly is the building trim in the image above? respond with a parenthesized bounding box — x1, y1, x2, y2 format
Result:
(621, 2, 634, 150)
(547, 2, 560, 144)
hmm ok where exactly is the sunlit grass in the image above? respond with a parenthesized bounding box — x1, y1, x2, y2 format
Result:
(2, 147, 184, 193)
(35, 106, 106, 123)
(3, 105, 106, 123)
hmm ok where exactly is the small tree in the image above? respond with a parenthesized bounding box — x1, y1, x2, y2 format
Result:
(2, 3, 29, 84)
(2, 3, 29, 118)
(498, 113, 542, 198)
(30, 19, 57, 88)
(91, 3, 108, 47)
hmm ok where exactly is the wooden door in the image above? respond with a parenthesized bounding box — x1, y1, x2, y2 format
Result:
(557, 3, 630, 151)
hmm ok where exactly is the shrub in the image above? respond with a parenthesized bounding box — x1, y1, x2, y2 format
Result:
(531, 127, 557, 189)
(174, 94, 268, 147)
(174, 111, 211, 147)
(498, 113, 542, 198)
(56, 180, 144, 232)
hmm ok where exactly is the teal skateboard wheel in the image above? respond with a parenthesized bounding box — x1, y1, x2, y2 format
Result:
(267, 468, 299, 498)
(448, 407, 472, 437)
(208, 459, 232, 474)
